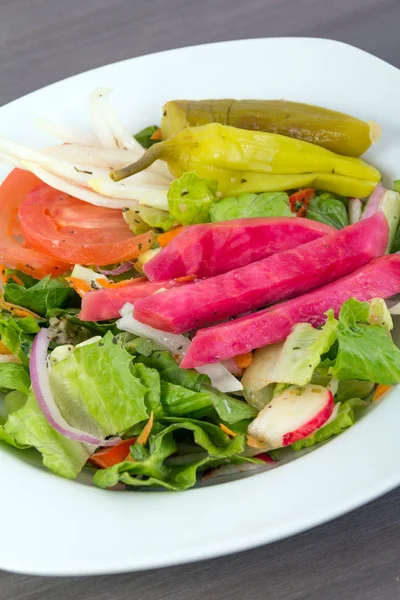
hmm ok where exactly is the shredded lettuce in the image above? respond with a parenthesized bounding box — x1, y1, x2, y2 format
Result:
(210, 191, 292, 222)
(123, 205, 175, 234)
(168, 172, 217, 225)
(0, 363, 30, 395)
(0, 312, 41, 365)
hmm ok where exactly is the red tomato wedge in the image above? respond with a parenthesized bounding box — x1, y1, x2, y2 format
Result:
(18, 184, 155, 265)
(89, 438, 137, 469)
(0, 169, 70, 278)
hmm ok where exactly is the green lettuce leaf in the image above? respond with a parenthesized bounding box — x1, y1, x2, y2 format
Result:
(138, 349, 208, 391)
(136, 349, 256, 423)
(210, 191, 292, 222)
(332, 298, 400, 384)
(160, 381, 212, 417)
(123, 206, 175, 234)
(335, 379, 375, 402)
(47, 308, 118, 346)
(0, 313, 41, 365)
(3, 390, 93, 477)
(130, 363, 163, 416)
(49, 332, 149, 436)
(306, 193, 349, 229)
(168, 172, 217, 225)
(292, 399, 366, 451)
(0, 363, 30, 395)
(134, 125, 160, 149)
(93, 418, 246, 490)
(4, 276, 76, 318)
(269, 310, 337, 386)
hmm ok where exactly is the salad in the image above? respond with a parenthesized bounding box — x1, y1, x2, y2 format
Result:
(0, 90, 400, 491)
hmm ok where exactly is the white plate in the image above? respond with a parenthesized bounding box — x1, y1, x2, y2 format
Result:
(1, 37, 400, 576)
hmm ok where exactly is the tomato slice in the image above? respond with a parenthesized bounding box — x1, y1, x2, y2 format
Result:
(19, 185, 155, 265)
(89, 438, 137, 469)
(0, 169, 70, 278)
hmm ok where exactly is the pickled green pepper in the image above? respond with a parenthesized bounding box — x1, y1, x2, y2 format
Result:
(161, 99, 380, 157)
(110, 123, 381, 198)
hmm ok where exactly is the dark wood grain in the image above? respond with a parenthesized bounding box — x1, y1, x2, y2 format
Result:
(1, 0, 400, 597)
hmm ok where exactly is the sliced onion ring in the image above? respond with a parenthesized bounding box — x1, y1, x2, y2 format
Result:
(30, 328, 121, 447)
(96, 262, 133, 276)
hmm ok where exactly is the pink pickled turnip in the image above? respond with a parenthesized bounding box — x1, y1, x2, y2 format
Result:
(181, 253, 400, 367)
(134, 213, 388, 333)
(144, 217, 334, 281)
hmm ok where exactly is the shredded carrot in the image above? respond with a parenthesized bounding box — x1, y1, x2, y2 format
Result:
(247, 435, 270, 450)
(65, 277, 92, 297)
(0, 264, 23, 286)
(220, 424, 237, 437)
(137, 412, 154, 446)
(96, 278, 133, 289)
(372, 384, 392, 402)
(234, 352, 253, 369)
(158, 227, 185, 248)
(150, 128, 163, 141)
(175, 274, 196, 283)
(0, 297, 39, 319)
(0, 341, 12, 355)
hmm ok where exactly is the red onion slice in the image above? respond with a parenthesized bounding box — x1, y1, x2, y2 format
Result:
(30, 328, 121, 447)
(96, 262, 133, 276)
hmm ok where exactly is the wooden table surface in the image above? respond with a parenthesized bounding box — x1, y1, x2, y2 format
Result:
(1, 0, 400, 597)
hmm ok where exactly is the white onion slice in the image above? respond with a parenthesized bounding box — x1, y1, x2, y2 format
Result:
(88, 177, 169, 210)
(35, 118, 100, 146)
(117, 304, 243, 393)
(19, 160, 140, 209)
(89, 88, 143, 152)
(30, 328, 121, 446)
(348, 198, 363, 224)
(45, 144, 173, 180)
(361, 185, 385, 220)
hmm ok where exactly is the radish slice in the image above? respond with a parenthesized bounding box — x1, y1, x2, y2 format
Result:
(89, 88, 143, 152)
(248, 384, 334, 448)
(30, 328, 121, 447)
(117, 303, 243, 393)
(35, 118, 99, 146)
(348, 198, 363, 224)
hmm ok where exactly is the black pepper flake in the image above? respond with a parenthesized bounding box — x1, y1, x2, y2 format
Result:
(61, 240, 66, 243)
(99, 342, 104, 347)
(163, 110, 167, 117)
(112, 337, 118, 345)
(240, 178, 247, 184)
(134, 219, 140, 224)
(213, 311, 218, 315)
(138, 243, 143, 250)
(122, 207, 129, 212)
(134, 210, 140, 214)
(181, 190, 189, 196)
(25, 264, 34, 270)
(69, 230, 76, 234)
(293, 346, 300, 350)
(74, 166, 93, 175)
(177, 345, 183, 350)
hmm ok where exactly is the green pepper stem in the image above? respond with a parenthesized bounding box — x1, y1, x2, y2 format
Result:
(110, 143, 164, 181)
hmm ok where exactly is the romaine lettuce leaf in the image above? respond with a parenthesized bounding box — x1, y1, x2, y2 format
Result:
(168, 172, 217, 225)
(49, 332, 149, 435)
(130, 363, 163, 416)
(0, 363, 30, 395)
(306, 193, 349, 229)
(292, 399, 366, 451)
(332, 299, 400, 384)
(160, 381, 212, 417)
(0, 313, 40, 365)
(269, 310, 337, 386)
(3, 390, 93, 477)
(93, 418, 246, 490)
(4, 276, 76, 318)
(210, 191, 292, 222)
